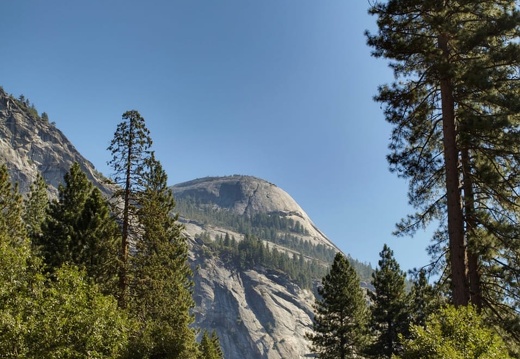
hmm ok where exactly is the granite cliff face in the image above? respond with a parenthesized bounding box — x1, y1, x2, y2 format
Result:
(174, 176, 341, 359)
(0, 88, 343, 359)
(191, 247, 317, 359)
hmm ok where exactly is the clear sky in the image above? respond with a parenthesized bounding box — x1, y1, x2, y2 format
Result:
(1, 1, 434, 273)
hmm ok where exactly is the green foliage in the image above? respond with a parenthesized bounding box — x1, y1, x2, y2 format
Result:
(107, 109, 153, 194)
(367, 0, 520, 335)
(198, 330, 224, 359)
(398, 305, 511, 359)
(368, 244, 409, 358)
(127, 154, 198, 358)
(208, 232, 328, 290)
(0, 232, 39, 357)
(29, 266, 130, 359)
(0, 165, 37, 356)
(0, 168, 129, 358)
(40, 162, 93, 267)
(39, 163, 119, 293)
(1, 112, 208, 358)
(307, 252, 368, 359)
(0, 164, 26, 243)
(23, 173, 49, 242)
(406, 269, 444, 330)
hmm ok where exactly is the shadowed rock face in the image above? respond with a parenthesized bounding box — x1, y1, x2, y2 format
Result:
(1, 90, 339, 359)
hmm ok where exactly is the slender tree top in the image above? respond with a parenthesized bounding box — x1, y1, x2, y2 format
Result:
(107, 110, 153, 192)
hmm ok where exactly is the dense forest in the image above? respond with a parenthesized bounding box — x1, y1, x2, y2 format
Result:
(176, 196, 374, 285)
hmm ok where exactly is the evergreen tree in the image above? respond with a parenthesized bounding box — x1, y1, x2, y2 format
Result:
(41, 162, 92, 268)
(0, 167, 37, 356)
(406, 269, 443, 329)
(40, 163, 119, 291)
(210, 331, 224, 359)
(0, 164, 26, 243)
(368, 244, 408, 358)
(127, 153, 198, 358)
(23, 173, 48, 243)
(198, 330, 224, 359)
(78, 186, 120, 293)
(107, 109, 153, 308)
(366, 0, 520, 312)
(0, 168, 128, 358)
(307, 252, 368, 359)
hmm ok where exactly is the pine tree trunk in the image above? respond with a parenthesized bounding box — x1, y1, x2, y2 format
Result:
(438, 34, 469, 307)
(461, 147, 482, 310)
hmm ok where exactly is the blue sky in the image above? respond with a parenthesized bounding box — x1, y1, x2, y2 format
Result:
(1, 1, 433, 273)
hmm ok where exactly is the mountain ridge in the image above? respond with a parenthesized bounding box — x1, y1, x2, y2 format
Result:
(0, 87, 108, 197)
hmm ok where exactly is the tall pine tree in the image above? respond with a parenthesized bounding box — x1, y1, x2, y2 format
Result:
(0, 164, 26, 243)
(23, 173, 48, 243)
(307, 252, 368, 359)
(366, 0, 520, 324)
(368, 244, 408, 358)
(40, 163, 119, 292)
(127, 153, 198, 358)
(107, 110, 153, 308)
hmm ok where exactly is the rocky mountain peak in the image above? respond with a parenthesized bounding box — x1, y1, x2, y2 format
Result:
(173, 175, 338, 250)
(173, 175, 297, 216)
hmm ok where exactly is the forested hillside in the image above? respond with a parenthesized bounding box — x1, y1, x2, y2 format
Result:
(174, 179, 375, 288)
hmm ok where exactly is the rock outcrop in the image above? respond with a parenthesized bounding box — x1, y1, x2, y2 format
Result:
(0, 88, 107, 197)
(173, 176, 339, 250)
(191, 245, 316, 359)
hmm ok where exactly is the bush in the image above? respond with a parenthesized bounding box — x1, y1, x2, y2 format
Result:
(397, 305, 510, 359)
